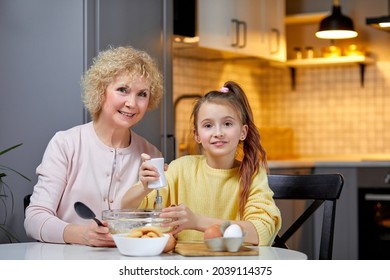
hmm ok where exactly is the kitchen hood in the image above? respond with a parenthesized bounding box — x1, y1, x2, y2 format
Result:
(366, 0, 390, 31)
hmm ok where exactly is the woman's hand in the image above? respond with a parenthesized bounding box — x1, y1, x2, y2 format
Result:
(64, 221, 116, 247)
(82, 221, 116, 247)
(159, 204, 200, 235)
(139, 153, 160, 189)
(121, 153, 166, 209)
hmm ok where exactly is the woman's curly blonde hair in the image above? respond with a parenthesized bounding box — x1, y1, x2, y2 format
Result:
(81, 46, 163, 120)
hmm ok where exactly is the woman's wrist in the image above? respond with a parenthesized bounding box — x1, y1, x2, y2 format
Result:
(63, 224, 84, 245)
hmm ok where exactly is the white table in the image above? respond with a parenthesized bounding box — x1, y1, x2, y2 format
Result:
(0, 242, 307, 260)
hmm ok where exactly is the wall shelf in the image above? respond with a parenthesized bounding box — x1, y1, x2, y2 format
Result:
(283, 12, 375, 90)
(285, 55, 374, 67)
(272, 56, 375, 90)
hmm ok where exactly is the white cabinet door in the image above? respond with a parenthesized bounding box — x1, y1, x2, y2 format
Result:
(233, 0, 262, 56)
(260, 0, 286, 61)
(198, 0, 260, 56)
(197, 0, 235, 53)
(198, 0, 285, 61)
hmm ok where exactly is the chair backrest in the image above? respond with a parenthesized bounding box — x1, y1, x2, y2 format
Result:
(268, 173, 344, 260)
(24, 194, 31, 213)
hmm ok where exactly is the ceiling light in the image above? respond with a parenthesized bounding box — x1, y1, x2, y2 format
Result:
(379, 22, 390, 28)
(315, 0, 358, 39)
(366, 0, 390, 31)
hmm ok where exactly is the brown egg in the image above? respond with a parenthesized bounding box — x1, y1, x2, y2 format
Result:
(163, 234, 177, 253)
(204, 224, 223, 240)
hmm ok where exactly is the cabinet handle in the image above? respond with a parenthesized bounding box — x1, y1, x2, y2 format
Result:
(365, 193, 390, 201)
(238, 20, 247, 48)
(231, 19, 239, 47)
(270, 28, 280, 54)
(384, 173, 390, 184)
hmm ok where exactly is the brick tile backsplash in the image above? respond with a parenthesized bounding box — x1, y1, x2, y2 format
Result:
(173, 54, 390, 159)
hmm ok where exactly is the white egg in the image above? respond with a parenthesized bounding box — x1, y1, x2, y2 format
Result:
(223, 224, 243, 238)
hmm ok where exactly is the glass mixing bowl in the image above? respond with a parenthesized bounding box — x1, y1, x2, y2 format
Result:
(102, 209, 172, 234)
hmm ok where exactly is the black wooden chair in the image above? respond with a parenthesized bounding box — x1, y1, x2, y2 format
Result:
(268, 173, 344, 260)
(24, 194, 32, 213)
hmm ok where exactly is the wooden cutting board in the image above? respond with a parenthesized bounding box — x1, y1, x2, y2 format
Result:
(174, 242, 258, 256)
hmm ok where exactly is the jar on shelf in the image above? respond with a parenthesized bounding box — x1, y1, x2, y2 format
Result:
(304, 47, 314, 59)
(322, 45, 341, 58)
(293, 47, 302, 59)
(344, 44, 365, 56)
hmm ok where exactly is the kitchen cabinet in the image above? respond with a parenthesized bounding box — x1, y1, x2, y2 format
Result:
(197, 0, 286, 61)
(259, 0, 286, 61)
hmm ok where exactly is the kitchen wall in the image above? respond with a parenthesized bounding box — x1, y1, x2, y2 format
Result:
(173, 0, 390, 159)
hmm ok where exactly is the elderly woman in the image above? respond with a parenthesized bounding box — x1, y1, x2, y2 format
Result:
(24, 46, 163, 247)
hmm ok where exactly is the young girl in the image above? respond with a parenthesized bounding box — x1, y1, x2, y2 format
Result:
(122, 81, 281, 246)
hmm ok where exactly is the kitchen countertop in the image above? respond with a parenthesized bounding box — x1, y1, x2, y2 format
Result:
(268, 154, 390, 169)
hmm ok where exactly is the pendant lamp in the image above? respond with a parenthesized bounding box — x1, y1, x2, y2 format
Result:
(315, 0, 358, 39)
(366, 0, 390, 32)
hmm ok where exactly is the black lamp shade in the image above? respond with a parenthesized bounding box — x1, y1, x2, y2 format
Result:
(366, 0, 390, 31)
(316, 5, 358, 39)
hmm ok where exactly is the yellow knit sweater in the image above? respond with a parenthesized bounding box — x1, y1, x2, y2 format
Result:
(139, 155, 281, 246)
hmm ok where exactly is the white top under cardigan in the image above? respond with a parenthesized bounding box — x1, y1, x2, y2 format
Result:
(24, 122, 161, 243)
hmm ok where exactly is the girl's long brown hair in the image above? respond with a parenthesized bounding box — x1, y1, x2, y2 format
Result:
(191, 81, 267, 217)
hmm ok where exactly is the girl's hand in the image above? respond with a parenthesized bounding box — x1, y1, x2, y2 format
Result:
(139, 153, 160, 189)
(74, 221, 116, 247)
(159, 204, 200, 235)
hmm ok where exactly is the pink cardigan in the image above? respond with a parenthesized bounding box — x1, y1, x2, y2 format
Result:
(24, 122, 161, 243)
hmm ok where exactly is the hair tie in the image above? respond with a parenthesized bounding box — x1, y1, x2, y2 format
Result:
(219, 87, 229, 93)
